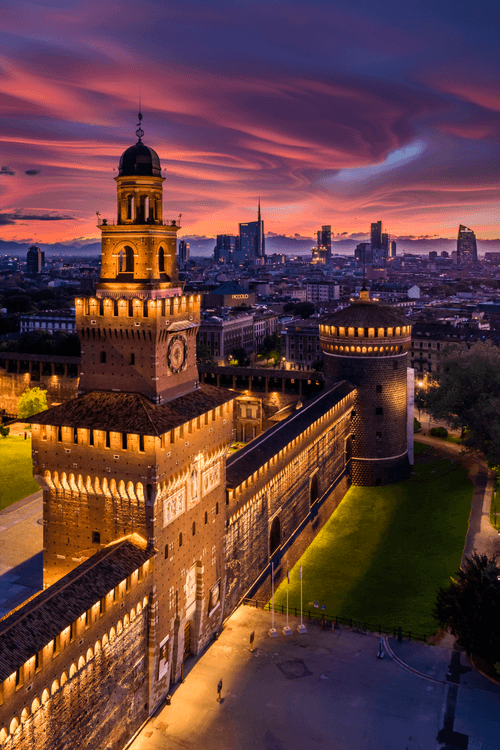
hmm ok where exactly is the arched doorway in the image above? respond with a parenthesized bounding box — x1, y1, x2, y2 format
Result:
(158, 247, 165, 272)
(269, 515, 281, 556)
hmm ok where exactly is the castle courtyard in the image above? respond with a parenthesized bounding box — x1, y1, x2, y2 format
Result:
(128, 605, 500, 750)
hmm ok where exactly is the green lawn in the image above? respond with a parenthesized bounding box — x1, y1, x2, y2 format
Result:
(0, 435, 41, 510)
(274, 441, 474, 635)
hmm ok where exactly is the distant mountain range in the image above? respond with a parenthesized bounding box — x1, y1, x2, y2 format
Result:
(1, 236, 499, 259)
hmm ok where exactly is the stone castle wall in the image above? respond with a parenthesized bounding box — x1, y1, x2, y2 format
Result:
(0, 560, 152, 750)
(0, 356, 79, 418)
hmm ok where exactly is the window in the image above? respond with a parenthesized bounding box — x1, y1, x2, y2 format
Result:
(165, 543, 169, 559)
(100, 597, 106, 615)
(15, 667, 23, 688)
(73, 427, 78, 444)
(92, 530, 100, 544)
(105, 432, 111, 449)
(130, 353, 135, 365)
(89, 429, 94, 446)
(192, 521, 196, 536)
(376, 432, 382, 440)
(100, 351, 106, 364)
(204, 511, 208, 525)
(179, 532, 183, 547)
(376, 407, 383, 415)
(376, 385, 382, 393)
(85, 608, 91, 627)
(122, 433, 128, 450)
(216, 502, 219, 515)
(139, 435, 144, 452)
(57, 426, 63, 442)
(70, 622, 76, 641)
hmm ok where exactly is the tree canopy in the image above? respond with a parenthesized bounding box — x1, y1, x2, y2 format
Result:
(229, 347, 250, 367)
(426, 341, 500, 465)
(17, 387, 48, 419)
(434, 553, 500, 662)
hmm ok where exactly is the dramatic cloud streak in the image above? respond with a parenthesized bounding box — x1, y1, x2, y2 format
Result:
(0, 0, 499, 243)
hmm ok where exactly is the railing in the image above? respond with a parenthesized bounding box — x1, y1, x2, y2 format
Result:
(241, 597, 427, 643)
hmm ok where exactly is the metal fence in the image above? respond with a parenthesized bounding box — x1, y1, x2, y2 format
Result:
(241, 597, 427, 643)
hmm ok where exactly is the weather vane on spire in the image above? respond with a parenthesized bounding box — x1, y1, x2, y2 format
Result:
(136, 96, 144, 142)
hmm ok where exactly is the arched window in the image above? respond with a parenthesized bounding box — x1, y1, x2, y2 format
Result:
(127, 195, 134, 220)
(158, 247, 165, 272)
(119, 246, 134, 273)
(269, 515, 281, 556)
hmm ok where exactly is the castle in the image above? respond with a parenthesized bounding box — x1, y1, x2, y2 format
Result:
(0, 125, 412, 749)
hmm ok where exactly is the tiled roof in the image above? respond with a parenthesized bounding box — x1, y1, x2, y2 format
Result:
(23, 384, 236, 435)
(323, 300, 410, 328)
(0, 539, 154, 682)
(226, 381, 355, 487)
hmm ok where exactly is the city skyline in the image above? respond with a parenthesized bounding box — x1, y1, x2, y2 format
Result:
(0, 0, 499, 244)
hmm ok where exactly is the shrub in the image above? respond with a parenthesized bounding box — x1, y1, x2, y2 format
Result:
(414, 417, 421, 432)
(430, 426, 448, 438)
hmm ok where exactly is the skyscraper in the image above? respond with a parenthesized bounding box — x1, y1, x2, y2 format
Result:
(316, 225, 332, 264)
(457, 225, 478, 267)
(370, 221, 382, 252)
(214, 234, 238, 263)
(178, 240, 190, 265)
(26, 244, 45, 275)
(238, 200, 265, 262)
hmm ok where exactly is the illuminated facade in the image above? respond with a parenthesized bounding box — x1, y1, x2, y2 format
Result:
(0, 127, 410, 749)
(457, 225, 478, 267)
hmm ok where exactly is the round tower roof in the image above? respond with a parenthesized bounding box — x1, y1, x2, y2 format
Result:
(323, 300, 411, 329)
(118, 141, 162, 177)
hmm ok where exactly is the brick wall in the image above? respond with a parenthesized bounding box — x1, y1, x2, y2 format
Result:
(0, 567, 151, 750)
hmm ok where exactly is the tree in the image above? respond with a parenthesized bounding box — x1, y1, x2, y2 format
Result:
(229, 347, 250, 367)
(258, 333, 283, 364)
(0, 424, 10, 437)
(17, 387, 48, 419)
(426, 341, 500, 465)
(196, 342, 214, 364)
(433, 553, 500, 662)
(414, 389, 427, 420)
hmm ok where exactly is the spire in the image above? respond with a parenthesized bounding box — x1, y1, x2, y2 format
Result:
(258, 197, 261, 223)
(136, 108, 144, 143)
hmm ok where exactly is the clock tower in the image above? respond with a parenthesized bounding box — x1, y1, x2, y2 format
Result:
(77, 115, 199, 404)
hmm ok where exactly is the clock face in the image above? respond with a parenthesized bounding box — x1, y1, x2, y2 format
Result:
(167, 334, 187, 374)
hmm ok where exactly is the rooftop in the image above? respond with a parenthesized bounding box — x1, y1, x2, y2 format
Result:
(0, 538, 154, 682)
(226, 380, 355, 487)
(25, 384, 236, 435)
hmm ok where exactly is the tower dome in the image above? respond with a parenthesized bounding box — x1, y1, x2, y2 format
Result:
(118, 140, 162, 177)
(319, 296, 412, 486)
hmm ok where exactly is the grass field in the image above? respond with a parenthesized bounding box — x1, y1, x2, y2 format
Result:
(274, 441, 474, 635)
(0, 435, 40, 510)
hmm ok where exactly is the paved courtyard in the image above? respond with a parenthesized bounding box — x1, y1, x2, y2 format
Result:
(128, 606, 500, 750)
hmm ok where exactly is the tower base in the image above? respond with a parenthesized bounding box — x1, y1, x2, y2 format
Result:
(351, 453, 410, 486)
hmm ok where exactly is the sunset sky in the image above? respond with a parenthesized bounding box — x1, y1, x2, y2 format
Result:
(0, 0, 499, 245)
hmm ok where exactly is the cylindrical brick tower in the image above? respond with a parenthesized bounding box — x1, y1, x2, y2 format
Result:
(319, 291, 412, 486)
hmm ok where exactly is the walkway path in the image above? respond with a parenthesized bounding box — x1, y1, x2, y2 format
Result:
(0, 490, 43, 618)
(416, 434, 499, 562)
